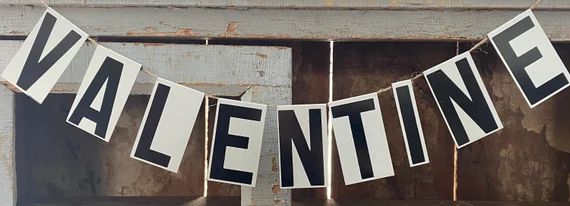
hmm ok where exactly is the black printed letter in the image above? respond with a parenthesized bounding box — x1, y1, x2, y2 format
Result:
(68, 57, 123, 139)
(133, 84, 172, 167)
(17, 12, 82, 90)
(210, 104, 262, 185)
(492, 16, 569, 105)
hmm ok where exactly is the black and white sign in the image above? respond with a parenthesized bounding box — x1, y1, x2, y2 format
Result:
(392, 80, 429, 167)
(66, 46, 140, 142)
(424, 52, 503, 149)
(1, 8, 88, 103)
(488, 10, 570, 108)
(130, 78, 204, 173)
(329, 93, 394, 185)
(277, 104, 328, 189)
(208, 99, 267, 187)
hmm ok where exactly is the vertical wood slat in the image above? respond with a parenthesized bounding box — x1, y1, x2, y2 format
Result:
(457, 43, 570, 201)
(331, 42, 457, 200)
(0, 87, 15, 206)
(240, 86, 292, 205)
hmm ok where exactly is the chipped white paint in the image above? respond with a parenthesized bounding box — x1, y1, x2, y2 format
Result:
(241, 86, 292, 206)
(0, 86, 15, 206)
(2, 4, 570, 41)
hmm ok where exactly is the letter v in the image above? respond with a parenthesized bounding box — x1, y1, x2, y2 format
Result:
(16, 12, 82, 90)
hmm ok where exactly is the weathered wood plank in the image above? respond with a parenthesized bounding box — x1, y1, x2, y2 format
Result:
(0, 41, 291, 95)
(456, 43, 570, 201)
(2, 6, 570, 41)
(3, 0, 570, 9)
(331, 42, 456, 200)
(240, 86, 292, 205)
(0, 86, 16, 206)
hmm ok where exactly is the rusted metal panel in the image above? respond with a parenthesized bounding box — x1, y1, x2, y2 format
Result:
(331, 42, 457, 200)
(0, 86, 16, 206)
(456, 43, 570, 201)
(3, 6, 570, 41)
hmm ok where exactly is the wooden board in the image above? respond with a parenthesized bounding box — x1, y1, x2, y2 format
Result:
(331, 42, 457, 200)
(3, 6, 570, 41)
(239, 86, 292, 205)
(456, 43, 570, 201)
(3, 0, 570, 10)
(4, 0, 570, 9)
(0, 41, 291, 95)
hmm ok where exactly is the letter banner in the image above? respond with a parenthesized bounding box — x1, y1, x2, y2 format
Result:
(130, 78, 204, 173)
(67, 45, 140, 142)
(1, 8, 88, 103)
(208, 98, 267, 187)
(329, 93, 394, 185)
(277, 104, 328, 189)
(423, 52, 503, 149)
(488, 9, 570, 108)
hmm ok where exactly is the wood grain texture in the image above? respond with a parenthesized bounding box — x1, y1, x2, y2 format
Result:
(240, 86, 292, 205)
(0, 41, 291, 95)
(456, 43, 570, 201)
(3, 0, 570, 9)
(0, 86, 15, 206)
(331, 42, 457, 200)
(0, 41, 291, 91)
(3, 6, 570, 41)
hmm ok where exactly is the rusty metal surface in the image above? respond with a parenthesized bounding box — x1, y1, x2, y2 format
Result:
(331, 42, 457, 200)
(456, 43, 570, 201)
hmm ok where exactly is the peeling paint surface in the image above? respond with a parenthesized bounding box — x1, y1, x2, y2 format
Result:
(457, 43, 570, 201)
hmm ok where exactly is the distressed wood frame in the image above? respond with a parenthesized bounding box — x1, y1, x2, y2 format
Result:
(0, 41, 292, 206)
